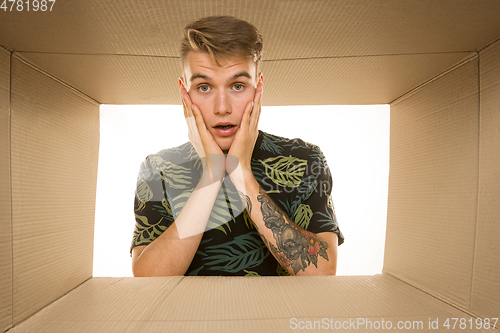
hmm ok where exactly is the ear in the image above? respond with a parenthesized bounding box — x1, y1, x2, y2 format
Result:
(178, 77, 185, 90)
(257, 72, 264, 87)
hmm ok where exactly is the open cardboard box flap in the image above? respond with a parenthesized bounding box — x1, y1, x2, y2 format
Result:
(6, 275, 486, 332)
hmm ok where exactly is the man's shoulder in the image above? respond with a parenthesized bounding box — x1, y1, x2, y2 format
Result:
(152, 141, 194, 157)
(256, 130, 321, 158)
(144, 141, 197, 167)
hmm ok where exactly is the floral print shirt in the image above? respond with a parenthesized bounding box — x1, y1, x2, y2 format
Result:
(130, 130, 344, 276)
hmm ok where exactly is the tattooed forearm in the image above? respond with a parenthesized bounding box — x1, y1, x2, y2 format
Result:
(257, 187, 329, 274)
(238, 191, 252, 214)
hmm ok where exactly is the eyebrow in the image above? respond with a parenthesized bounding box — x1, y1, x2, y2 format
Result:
(189, 71, 252, 82)
(189, 73, 211, 82)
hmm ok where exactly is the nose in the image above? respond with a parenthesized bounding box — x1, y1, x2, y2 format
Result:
(214, 89, 231, 115)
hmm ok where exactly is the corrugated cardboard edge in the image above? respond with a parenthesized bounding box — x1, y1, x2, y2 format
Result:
(385, 57, 479, 309)
(390, 53, 478, 106)
(9, 54, 100, 326)
(4, 277, 92, 333)
(3, 0, 500, 105)
(386, 36, 500, 326)
(470, 37, 500, 320)
(12, 53, 99, 106)
(384, 273, 478, 318)
(18, 50, 473, 105)
(7, 275, 493, 333)
(0, 45, 13, 333)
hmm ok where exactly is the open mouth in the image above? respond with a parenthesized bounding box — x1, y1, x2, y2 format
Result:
(215, 124, 235, 129)
(213, 123, 237, 137)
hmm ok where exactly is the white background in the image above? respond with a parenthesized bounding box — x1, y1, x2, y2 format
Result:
(93, 104, 390, 277)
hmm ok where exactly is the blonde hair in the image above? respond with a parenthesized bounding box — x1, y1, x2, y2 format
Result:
(180, 16, 263, 75)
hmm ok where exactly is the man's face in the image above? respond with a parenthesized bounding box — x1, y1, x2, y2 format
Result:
(181, 51, 261, 152)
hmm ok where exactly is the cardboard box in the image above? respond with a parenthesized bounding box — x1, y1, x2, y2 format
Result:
(1, 1, 499, 332)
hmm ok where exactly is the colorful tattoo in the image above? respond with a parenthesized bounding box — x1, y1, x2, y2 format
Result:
(238, 191, 252, 214)
(257, 187, 329, 274)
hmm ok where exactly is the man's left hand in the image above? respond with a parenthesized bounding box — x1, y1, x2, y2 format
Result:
(226, 80, 263, 177)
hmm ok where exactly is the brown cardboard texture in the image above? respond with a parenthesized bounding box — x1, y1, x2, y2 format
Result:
(471, 39, 500, 319)
(9, 56, 99, 326)
(0, 47, 12, 333)
(5, 276, 484, 333)
(1, 0, 500, 105)
(1, 1, 500, 332)
(17, 48, 473, 106)
(385, 57, 479, 310)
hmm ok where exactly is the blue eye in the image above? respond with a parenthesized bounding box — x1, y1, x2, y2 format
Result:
(233, 84, 244, 91)
(198, 85, 211, 93)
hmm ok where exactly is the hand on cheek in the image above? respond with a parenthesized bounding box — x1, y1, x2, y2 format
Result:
(181, 85, 225, 183)
(226, 81, 263, 177)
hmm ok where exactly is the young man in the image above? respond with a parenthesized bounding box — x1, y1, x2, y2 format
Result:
(130, 16, 344, 276)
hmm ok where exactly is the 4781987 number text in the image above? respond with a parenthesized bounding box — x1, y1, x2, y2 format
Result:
(1, 0, 56, 11)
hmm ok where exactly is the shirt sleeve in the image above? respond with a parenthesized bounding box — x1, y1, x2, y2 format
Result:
(130, 155, 175, 255)
(292, 145, 345, 246)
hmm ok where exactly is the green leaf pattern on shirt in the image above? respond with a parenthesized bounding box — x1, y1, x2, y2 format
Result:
(133, 214, 167, 246)
(136, 180, 153, 211)
(201, 232, 270, 273)
(149, 156, 192, 190)
(258, 155, 307, 188)
(131, 131, 344, 275)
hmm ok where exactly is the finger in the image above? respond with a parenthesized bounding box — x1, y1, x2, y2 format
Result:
(185, 115, 206, 158)
(180, 85, 187, 116)
(185, 114, 196, 142)
(183, 98, 195, 131)
(191, 103, 208, 133)
(183, 94, 199, 141)
(240, 100, 254, 131)
(181, 88, 194, 118)
(182, 98, 189, 118)
(254, 89, 263, 130)
(250, 84, 263, 129)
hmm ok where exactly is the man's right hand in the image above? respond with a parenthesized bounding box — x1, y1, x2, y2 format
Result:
(180, 85, 225, 183)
